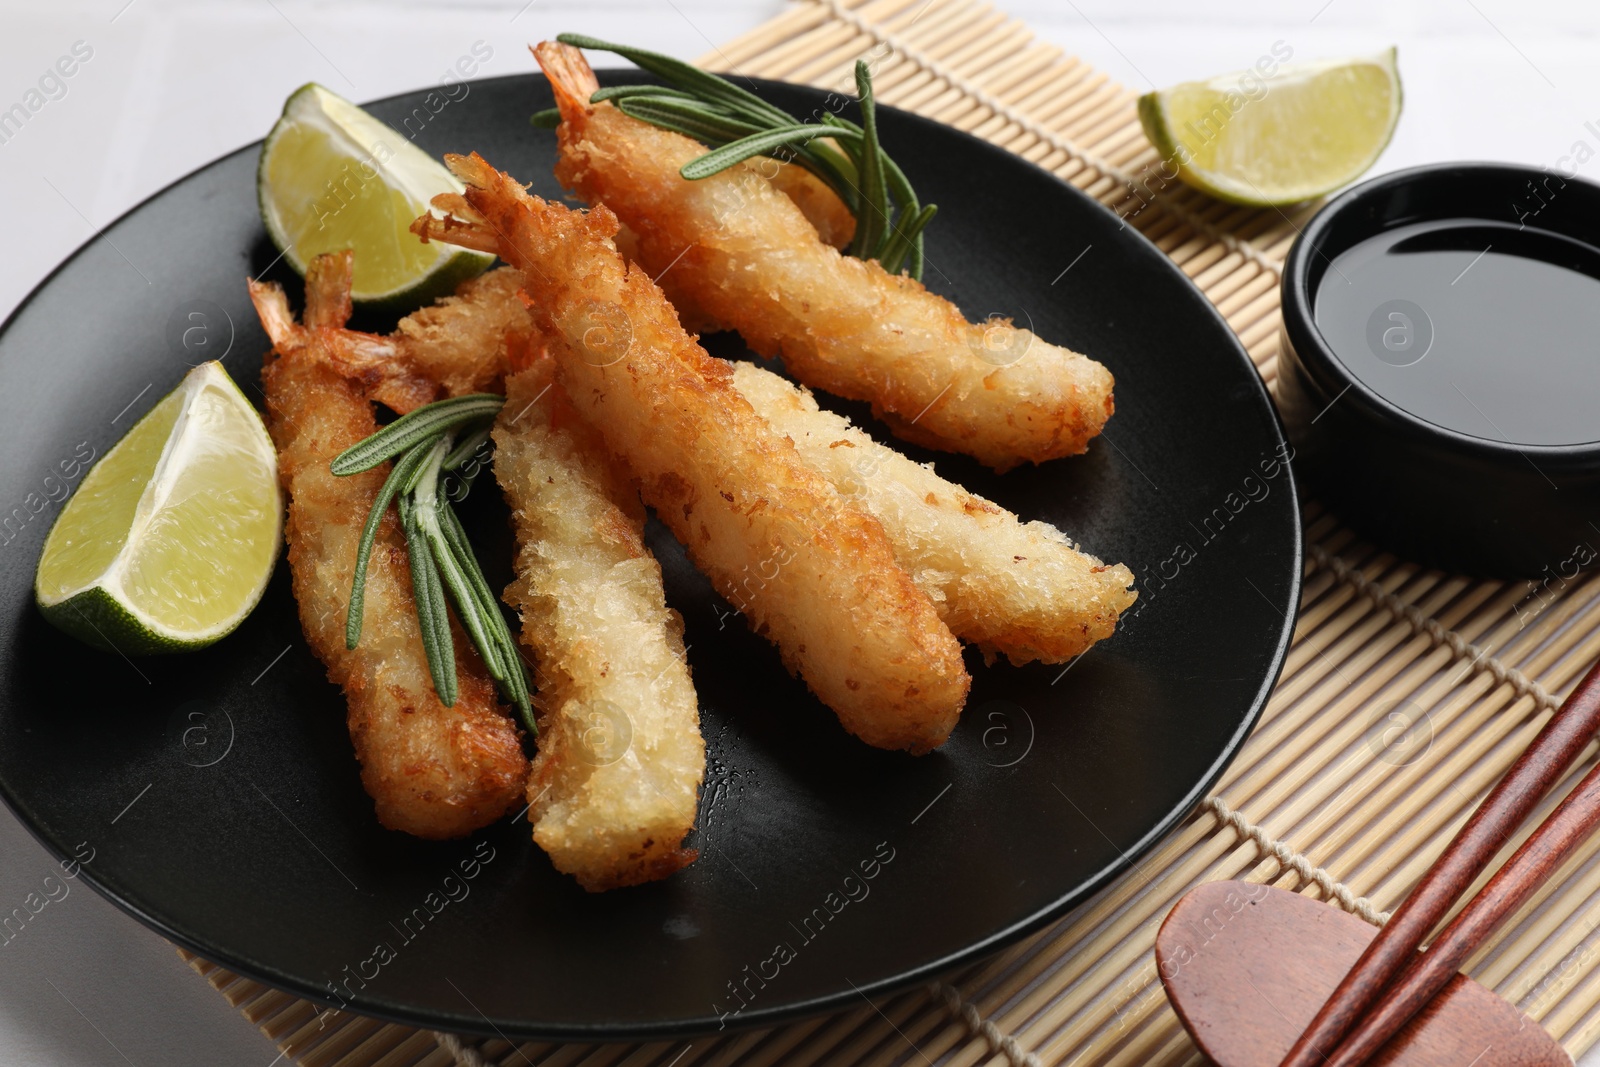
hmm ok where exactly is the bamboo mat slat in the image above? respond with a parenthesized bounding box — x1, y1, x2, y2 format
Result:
(174, 1, 1600, 1063)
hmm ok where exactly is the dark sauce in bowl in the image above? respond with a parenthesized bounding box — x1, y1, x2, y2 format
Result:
(1279, 163, 1600, 575)
(1313, 219, 1600, 448)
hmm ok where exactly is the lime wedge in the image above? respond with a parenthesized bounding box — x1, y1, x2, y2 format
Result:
(1138, 49, 1401, 206)
(36, 362, 282, 655)
(258, 83, 492, 310)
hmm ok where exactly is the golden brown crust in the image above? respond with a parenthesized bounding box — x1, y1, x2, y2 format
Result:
(767, 161, 855, 249)
(253, 252, 528, 840)
(534, 41, 1114, 472)
(416, 153, 971, 754)
(271, 259, 704, 886)
(393, 267, 531, 399)
(732, 362, 1137, 664)
(496, 358, 703, 890)
(615, 161, 852, 333)
(372, 270, 1134, 669)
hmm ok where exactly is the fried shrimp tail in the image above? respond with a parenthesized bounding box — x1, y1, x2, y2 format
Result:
(253, 251, 528, 839)
(281, 267, 531, 417)
(254, 261, 438, 414)
(732, 363, 1137, 664)
(495, 357, 703, 889)
(415, 153, 970, 754)
(534, 41, 1113, 472)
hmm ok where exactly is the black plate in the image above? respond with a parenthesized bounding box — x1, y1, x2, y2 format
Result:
(0, 72, 1299, 1041)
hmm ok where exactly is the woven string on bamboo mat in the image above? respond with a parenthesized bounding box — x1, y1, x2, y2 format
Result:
(174, 1, 1600, 1063)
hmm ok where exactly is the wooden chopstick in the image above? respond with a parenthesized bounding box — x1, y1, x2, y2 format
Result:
(1278, 657, 1600, 1067)
(1324, 756, 1600, 1065)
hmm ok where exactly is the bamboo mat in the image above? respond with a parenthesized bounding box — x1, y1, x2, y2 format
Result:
(178, 1, 1600, 1063)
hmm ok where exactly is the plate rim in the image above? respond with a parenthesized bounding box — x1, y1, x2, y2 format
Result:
(0, 69, 1302, 1042)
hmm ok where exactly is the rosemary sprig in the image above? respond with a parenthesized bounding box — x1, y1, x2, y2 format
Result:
(532, 36, 937, 280)
(333, 396, 535, 734)
(330, 393, 504, 475)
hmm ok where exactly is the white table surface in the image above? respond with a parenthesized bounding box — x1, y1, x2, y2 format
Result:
(2, 1, 1598, 1064)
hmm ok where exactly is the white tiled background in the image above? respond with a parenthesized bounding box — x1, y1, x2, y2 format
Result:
(1, 2, 1598, 1064)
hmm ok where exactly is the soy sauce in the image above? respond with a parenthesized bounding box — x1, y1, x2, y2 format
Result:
(1313, 218, 1600, 447)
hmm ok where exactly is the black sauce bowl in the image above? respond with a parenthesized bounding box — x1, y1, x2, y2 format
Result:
(1278, 162, 1600, 578)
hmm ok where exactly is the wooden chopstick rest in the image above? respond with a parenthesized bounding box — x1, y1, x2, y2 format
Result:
(1157, 881, 1571, 1067)
(1278, 658, 1600, 1067)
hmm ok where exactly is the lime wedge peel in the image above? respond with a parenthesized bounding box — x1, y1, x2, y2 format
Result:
(1137, 49, 1402, 207)
(258, 83, 492, 310)
(35, 362, 283, 655)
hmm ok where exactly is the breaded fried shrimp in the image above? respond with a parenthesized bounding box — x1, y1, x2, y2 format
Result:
(301, 267, 703, 886)
(252, 252, 528, 840)
(495, 357, 702, 889)
(366, 256, 1134, 663)
(353, 271, 1135, 667)
(415, 154, 970, 754)
(731, 362, 1136, 665)
(534, 41, 1114, 472)
(616, 163, 853, 333)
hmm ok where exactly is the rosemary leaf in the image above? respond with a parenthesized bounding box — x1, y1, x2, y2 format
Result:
(345, 438, 436, 650)
(848, 61, 890, 263)
(802, 138, 861, 212)
(881, 150, 921, 225)
(881, 154, 933, 275)
(538, 88, 696, 124)
(412, 439, 502, 683)
(877, 226, 911, 278)
(590, 84, 697, 105)
(558, 33, 792, 128)
(437, 502, 503, 642)
(438, 501, 536, 733)
(877, 200, 936, 275)
(398, 491, 457, 707)
(330, 394, 504, 475)
(616, 96, 765, 147)
(442, 422, 493, 472)
(500, 638, 533, 726)
(426, 513, 504, 679)
(681, 125, 863, 181)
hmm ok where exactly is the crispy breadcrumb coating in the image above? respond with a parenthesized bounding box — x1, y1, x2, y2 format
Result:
(251, 252, 527, 840)
(393, 267, 529, 399)
(494, 356, 703, 890)
(293, 266, 532, 416)
(369, 261, 1136, 669)
(732, 362, 1136, 665)
(414, 153, 970, 754)
(767, 160, 856, 249)
(615, 163, 853, 334)
(534, 41, 1114, 472)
